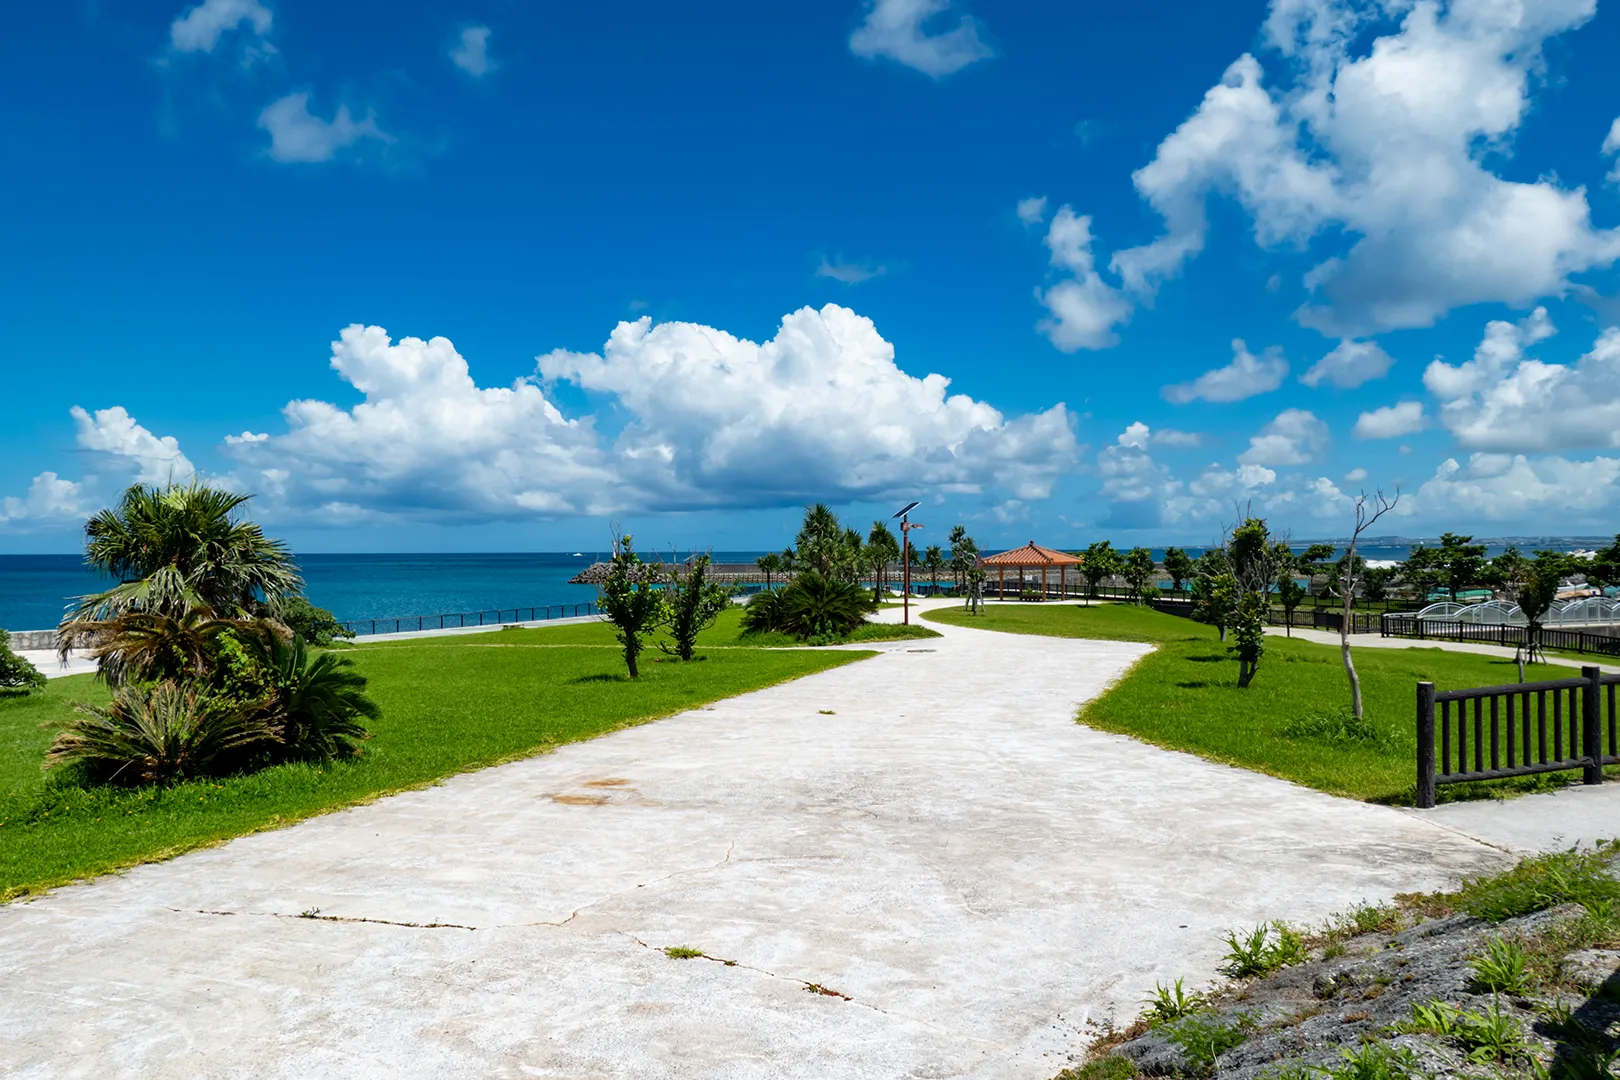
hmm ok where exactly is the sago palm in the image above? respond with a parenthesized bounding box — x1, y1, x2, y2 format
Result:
(257, 635, 380, 760)
(778, 571, 870, 639)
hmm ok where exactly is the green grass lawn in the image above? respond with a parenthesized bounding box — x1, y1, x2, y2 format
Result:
(0, 609, 868, 900)
(926, 603, 1608, 804)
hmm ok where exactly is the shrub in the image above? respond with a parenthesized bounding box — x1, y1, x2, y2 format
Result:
(279, 597, 354, 646)
(1165, 1012, 1254, 1076)
(0, 629, 45, 693)
(776, 571, 870, 640)
(255, 634, 379, 760)
(740, 589, 785, 635)
(44, 681, 273, 785)
(598, 534, 668, 678)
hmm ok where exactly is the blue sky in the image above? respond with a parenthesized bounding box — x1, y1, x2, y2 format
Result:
(5, 0, 1620, 554)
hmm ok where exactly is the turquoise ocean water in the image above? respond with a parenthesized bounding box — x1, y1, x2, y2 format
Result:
(2, 540, 1604, 632)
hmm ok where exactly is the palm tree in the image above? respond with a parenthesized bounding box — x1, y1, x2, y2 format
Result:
(795, 503, 844, 577)
(867, 521, 899, 600)
(756, 551, 783, 589)
(923, 544, 945, 595)
(79, 606, 269, 687)
(66, 482, 302, 628)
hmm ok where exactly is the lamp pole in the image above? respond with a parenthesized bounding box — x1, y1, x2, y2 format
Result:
(900, 517, 923, 625)
(891, 500, 923, 626)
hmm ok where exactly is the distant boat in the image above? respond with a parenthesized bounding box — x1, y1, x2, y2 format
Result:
(572, 552, 583, 557)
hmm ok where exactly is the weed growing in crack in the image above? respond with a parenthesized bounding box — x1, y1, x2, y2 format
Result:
(663, 945, 704, 959)
(1468, 936, 1531, 995)
(1220, 923, 1306, 979)
(1143, 979, 1209, 1025)
(299, 907, 321, 918)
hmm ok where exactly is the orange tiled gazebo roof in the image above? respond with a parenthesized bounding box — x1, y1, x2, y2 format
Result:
(978, 541, 1082, 568)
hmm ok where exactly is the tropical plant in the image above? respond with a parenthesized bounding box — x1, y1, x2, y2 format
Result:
(65, 481, 302, 628)
(1588, 533, 1620, 589)
(252, 634, 380, 759)
(279, 596, 354, 646)
(775, 570, 870, 640)
(866, 520, 900, 601)
(77, 606, 264, 687)
(947, 525, 978, 593)
(740, 589, 785, 635)
(922, 544, 945, 595)
(1162, 547, 1195, 595)
(755, 551, 784, 589)
(795, 503, 846, 578)
(1219, 923, 1305, 978)
(45, 681, 274, 785)
(1164, 1011, 1254, 1076)
(599, 534, 668, 678)
(0, 630, 45, 693)
(661, 554, 733, 661)
(1123, 547, 1157, 604)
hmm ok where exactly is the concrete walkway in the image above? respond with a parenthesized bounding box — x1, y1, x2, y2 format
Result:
(0, 601, 1518, 1079)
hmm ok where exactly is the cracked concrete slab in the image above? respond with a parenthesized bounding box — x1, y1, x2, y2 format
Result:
(0, 601, 1507, 1079)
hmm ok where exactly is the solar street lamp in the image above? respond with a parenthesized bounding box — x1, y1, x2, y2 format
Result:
(892, 500, 922, 625)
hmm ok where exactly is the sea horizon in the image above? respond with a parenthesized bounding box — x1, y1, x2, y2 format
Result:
(3, 537, 1613, 632)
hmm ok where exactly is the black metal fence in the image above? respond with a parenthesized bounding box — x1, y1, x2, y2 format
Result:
(1149, 598, 1380, 634)
(339, 603, 600, 638)
(1383, 615, 1620, 659)
(1416, 666, 1620, 807)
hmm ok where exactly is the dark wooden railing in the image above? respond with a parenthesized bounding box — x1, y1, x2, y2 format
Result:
(1416, 666, 1620, 807)
(339, 602, 600, 638)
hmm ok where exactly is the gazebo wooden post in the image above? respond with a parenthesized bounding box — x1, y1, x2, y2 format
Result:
(1041, 565, 1048, 601)
(998, 565, 1005, 600)
(1060, 564, 1065, 600)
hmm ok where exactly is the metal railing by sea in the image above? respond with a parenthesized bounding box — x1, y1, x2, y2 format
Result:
(339, 603, 601, 638)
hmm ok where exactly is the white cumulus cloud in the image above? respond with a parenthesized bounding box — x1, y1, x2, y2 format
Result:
(1425, 309, 1620, 452)
(0, 473, 86, 526)
(1163, 338, 1288, 404)
(450, 26, 495, 77)
(1035, 207, 1133, 352)
(1300, 339, 1395, 389)
(72, 406, 195, 484)
(1408, 453, 1620, 523)
(169, 0, 272, 53)
(849, 0, 994, 79)
(1238, 408, 1328, 466)
(224, 306, 1079, 522)
(257, 93, 392, 164)
(1046, 0, 1620, 345)
(1354, 401, 1426, 440)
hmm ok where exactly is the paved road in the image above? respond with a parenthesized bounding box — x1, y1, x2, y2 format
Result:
(1, 602, 1509, 1079)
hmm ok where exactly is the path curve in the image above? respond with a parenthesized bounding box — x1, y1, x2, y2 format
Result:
(0, 601, 1504, 1079)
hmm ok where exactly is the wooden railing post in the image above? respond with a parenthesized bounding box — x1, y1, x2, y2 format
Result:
(1417, 681, 1437, 808)
(1583, 666, 1604, 786)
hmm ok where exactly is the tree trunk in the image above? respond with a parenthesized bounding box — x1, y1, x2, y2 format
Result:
(1341, 589, 1362, 720)
(625, 641, 640, 679)
(1237, 659, 1255, 688)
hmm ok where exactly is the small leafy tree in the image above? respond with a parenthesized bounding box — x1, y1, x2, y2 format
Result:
(1192, 571, 1237, 641)
(1434, 532, 1488, 600)
(1519, 551, 1574, 663)
(1276, 572, 1307, 637)
(1588, 534, 1620, 589)
(0, 630, 45, 693)
(1162, 547, 1195, 596)
(662, 554, 733, 661)
(1231, 591, 1268, 688)
(1123, 547, 1157, 604)
(1295, 542, 1337, 597)
(1082, 541, 1122, 601)
(280, 596, 354, 646)
(866, 520, 899, 601)
(599, 534, 668, 678)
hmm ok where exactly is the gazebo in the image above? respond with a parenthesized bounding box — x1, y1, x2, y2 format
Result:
(978, 542, 1083, 601)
